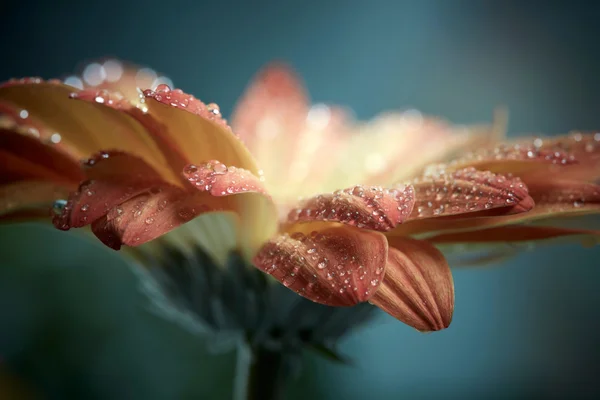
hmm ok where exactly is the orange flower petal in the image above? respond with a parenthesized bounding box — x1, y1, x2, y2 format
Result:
(56, 154, 278, 261)
(370, 239, 454, 332)
(0, 81, 169, 174)
(52, 151, 168, 230)
(441, 140, 577, 176)
(253, 225, 388, 307)
(0, 128, 83, 184)
(286, 184, 415, 231)
(442, 133, 600, 182)
(181, 159, 278, 260)
(390, 180, 600, 239)
(428, 224, 600, 244)
(90, 188, 217, 249)
(408, 167, 533, 220)
(139, 85, 261, 175)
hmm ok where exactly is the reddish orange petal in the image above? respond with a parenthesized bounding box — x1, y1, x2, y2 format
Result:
(0, 128, 83, 184)
(182, 159, 278, 260)
(52, 151, 167, 230)
(408, 167, 533, 220)
(90, 188, 220, 249)
(527, 180, 600, 212)
(390, 180, 600, 239)
(286, 184, 415, 231)
(428, 224, 600, 244)
(0, 81, 170, 176)
(253, 225, 388, 307)
(523, 133, 600, 182)
(441, 140, 577, 175)
(371, 239, 454, 332)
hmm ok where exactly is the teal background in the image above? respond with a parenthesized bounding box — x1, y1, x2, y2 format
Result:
(1, 1, 600, 398)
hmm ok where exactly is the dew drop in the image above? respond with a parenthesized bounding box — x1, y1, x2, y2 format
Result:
(52, 199, 67, 215)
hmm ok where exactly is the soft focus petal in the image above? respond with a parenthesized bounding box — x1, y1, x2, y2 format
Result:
(370, 239, 454, 332)
(0, 181, 72, 217)
(407, 167, 533, 220)
(522, 133, 600, 182)
(0, 128, 83, 184)
(428, 224, 600, 244)
(441, 138, 577, 176)
(231, 64, 353, 201)
(0, 81, 169, 174)
(253, 224, 388, 307)
(443, 132, 600, 182)
(140, 85, 261, 175)
(286, 184, 415, 231)
(231, 63, 308, 143)
(66, 59, 171, 103)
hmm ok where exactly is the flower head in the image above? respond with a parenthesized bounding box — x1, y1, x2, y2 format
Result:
(1, 60, 598, 334)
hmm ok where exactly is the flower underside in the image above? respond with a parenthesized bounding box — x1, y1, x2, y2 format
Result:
(0, 59, 599, 332)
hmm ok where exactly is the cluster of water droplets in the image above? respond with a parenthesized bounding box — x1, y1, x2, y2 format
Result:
(69, 88, 131, 110)
(287, 184, 415, 231)
(141, 84, 228, 127)
(183, 161, 265, 196)
(256, 230, 385, 307)
(449, 138, 577, 167)
(409, 167, 529, 219)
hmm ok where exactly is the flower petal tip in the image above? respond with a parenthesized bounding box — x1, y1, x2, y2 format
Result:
(142, 85, 228, 128)
(371, 240, 454, 332)
(183, 161, 268, 196)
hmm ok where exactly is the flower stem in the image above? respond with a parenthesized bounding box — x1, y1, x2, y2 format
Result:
(234, 342, 292, 400)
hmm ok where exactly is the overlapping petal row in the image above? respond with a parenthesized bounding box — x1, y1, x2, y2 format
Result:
(0, 60, 598, 332)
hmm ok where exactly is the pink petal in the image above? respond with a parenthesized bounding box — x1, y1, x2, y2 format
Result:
(442, 139, 578, 175)
(389, 180, 600, 240)
(521, 132, 600, 182)
(286, 184, 415, 231)
(408, 167, 534, 219)
(253, 225, 388, 307)
(91, 189, 220, 250)
(371, 239, 454, 332)
(52, 151, 167, 230)
(182, 160, 268, 196)
(231, 63, 309, 145)
(527, 179, 600, 210)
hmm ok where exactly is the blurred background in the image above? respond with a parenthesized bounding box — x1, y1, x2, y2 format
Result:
(1, 0, 600, 398)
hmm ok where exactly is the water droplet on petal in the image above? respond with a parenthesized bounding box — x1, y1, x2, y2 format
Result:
(52, 199, 67, 215)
